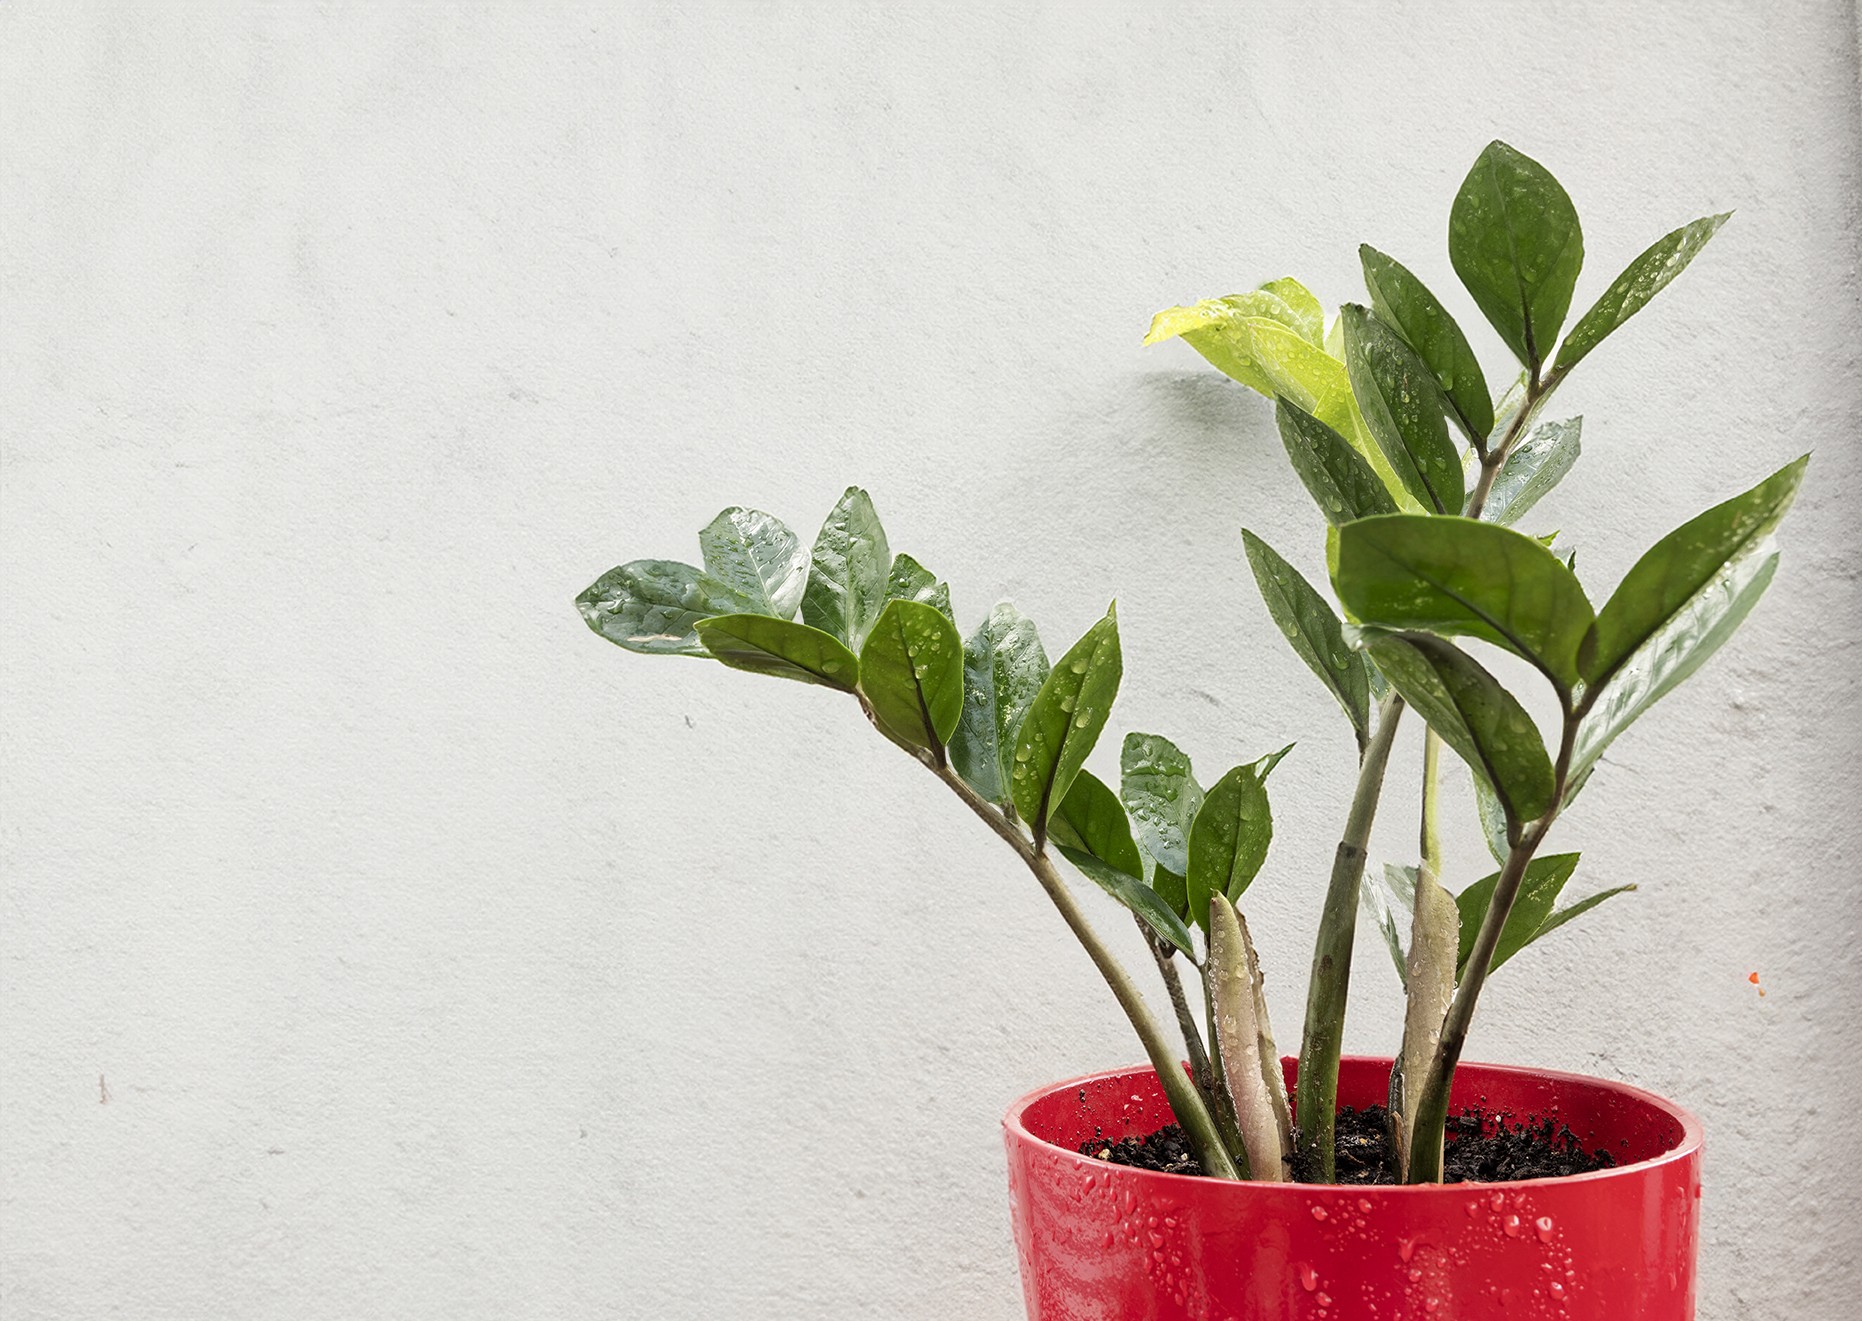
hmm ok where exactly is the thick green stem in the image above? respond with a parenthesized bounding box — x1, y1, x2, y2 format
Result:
(1293, 694, 1405, 1181)
(1146, 926, 1215, 1100)
(936, 767, 1242, 1181)
(1419, 729, 1444, 883)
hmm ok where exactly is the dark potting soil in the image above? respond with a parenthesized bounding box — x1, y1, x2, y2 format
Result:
(1079, 1105, 1617, 1185)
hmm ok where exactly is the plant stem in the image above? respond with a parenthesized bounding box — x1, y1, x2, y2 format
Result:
(935, 766, 1243, 1181)
(1145, 925, 1214, 1097)
(1419, 729, 1444, 883)
(1293, 693, 1405, 1182)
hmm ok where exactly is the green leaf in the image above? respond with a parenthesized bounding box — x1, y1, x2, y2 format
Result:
(1143, 289, 1317, 395)
(1119, 732, 1204, 878)
(1011, 606, 1122, 838)
(1257, 277, 1325, 347)
(696, 614, 860, 690)
(1569, 548, 1779, 801)
(1059, 846, 1197, 960)
(1473, 775, 1511, 864)
(1449, 141, 1585, 370)
(1243, 530, 1370, 739)
(697, 507, 808, 618)
(1360, 863, 1418, 990)
(577, 560, 736, 657)
(1336, 514, 1595, 688)
(1343, 305, 1465, 515)
(1485, 417, 1582, 526)
(1361, 632, 1554, 826)
(1049, 769, 1144, 879)
(1583, 456, 1807, 685)
(1151, 865, 1189, 918)
(801, 487, 891, 650)
(1555, 214, 1732, 374)
(1451, 855, 1630, 976)
(857, 599, 964, 755)
(949, 603, 1049, 808)
(1186, 762, 1274, 928)
(884, 552, 953, 622)
(1360, 245, 1494, 440)
(1275, 398, 1399, 527)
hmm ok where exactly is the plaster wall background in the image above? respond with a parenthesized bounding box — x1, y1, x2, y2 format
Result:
(4, 4, 1859, 1317)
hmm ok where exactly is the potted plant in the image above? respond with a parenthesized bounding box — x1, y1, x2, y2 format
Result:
(577, 142, 1803, 1319)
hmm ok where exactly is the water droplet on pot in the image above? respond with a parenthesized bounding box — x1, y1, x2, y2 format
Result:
(1535, 1215, 1555, 1242)
(1299, 1264, 1319, 1292)
(1311, 1205, 1329, 1222)
(1503, 1214, 1523, 1238)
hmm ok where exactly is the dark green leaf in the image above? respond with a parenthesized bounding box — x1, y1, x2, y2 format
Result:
(884, 552, 953, 622)
(1011, 606, 1122, 838)
(1059, 846, 1196, 959)
(1451, 856, 1630, 976)
(1342, 305, 1465, 514)
(577, 560, 721, 657)
(1336, 514, 1595, 688)
(1485, 417, 1582, 527)
(1582, 456, 1807, 684)
(1243, 530, 1370, 739)
(858, 599, 964, 754)
(1186, 762, 1274, 928)
(1361, 632, 1554, 826)
(1049, 769, 1143, 879)
(1473, 775, 1511, 864)
(1275, 398, 1399, 527)
(1120, 732, 1204, 878)
(1555, 214, 1731, 374)
(696, 614, 860, 690)
(1360, 245, 1494, 440)
(949, 603, 1049, 808)
(1568, 548, 1779, 801)
(698, 508, 808, 618)
(1151, 865, 1189, 918)
(800, 487, 891, 650)
(1449, 141, 1585, 370)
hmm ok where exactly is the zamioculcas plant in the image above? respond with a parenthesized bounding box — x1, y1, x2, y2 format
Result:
(580, 141, 1804, 1195)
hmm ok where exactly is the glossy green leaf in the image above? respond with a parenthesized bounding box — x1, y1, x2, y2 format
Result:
(1243, 530, 1370, 739)
(1473, 775, 1511, 864)
(1336, 514, 1595, 688)
(576, 560, 720, 657)
(1275, 398, 1399, 527)
(1343, 305, 1465, 515)
(1484, 417, 1582, 526)
(1555, 214, 1731, 374)
(1583, 456, 1807, 684)
(1050, 769, 1144, 879)
(1120, 732, 1204, 878)
(1151, 865, 1189, 918)
(1361, 632, 1554, 826)
(1569, 548, 1779, 801)
(858, 599, 964, 755)
(1533, 884, 1638, 945)
(1449, 141, 1585, 370)
(1143, 289, 1316, 395)
(1360, 863, 1418, 990)
(698, 507, 807, 618)
(801, 487, 891, 651)
(949, 602, 1049, 808)
(696, 614, 860, 690)
(884, 552, 953, 622)
(1011, 606, 1122, 838)
(1448, 853, 1631, 976)
(1059, 846, 1196, 960)
(1186, 762, 1274, 928)
(1360, 245, 1494, 441)
(1257, 277, 1325, 347)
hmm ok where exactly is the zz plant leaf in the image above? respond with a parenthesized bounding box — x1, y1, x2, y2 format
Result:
(1449, 140, 1584, 372)
(884, 552, 954, 621)
(1120, 732, 1204, 880)
(1275, 397, 1399, 527)
(1555, 213, 1732, 374)
(1050, 769, 1144, 879)
(1011, 606, 1122, 841)
(802, 486, 892, 650)
(949, 603, 1049, 808)
(1341, 304, 1465, 514)
(577, 560, 720, 657)
(1359, 244, 1493, 441)
(858, 599, 964, 757)
(696, 614, 860, 690)
(1243, 530, 1370, 742)
(1483, 417, 1582, 527)
(698, 507, 808, 618)
(1186, 758, 1278, 929)
(1336, 514, 1594, 689)
(1452, 854, 1635, 976)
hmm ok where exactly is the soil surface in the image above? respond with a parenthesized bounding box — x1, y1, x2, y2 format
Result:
(1079, 1104, 1616, 1184)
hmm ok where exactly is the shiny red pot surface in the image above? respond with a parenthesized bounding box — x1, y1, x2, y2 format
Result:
(1004, 1056, 1702, 1320)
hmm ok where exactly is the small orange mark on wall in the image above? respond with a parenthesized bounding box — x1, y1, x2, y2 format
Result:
(1748, 972, 1766, 998)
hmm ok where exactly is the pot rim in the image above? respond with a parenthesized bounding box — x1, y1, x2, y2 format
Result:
(1004, 1054, 1704, 1194)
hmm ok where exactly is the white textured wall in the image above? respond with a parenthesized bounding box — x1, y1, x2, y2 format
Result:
(4, 4, 1858, 1318)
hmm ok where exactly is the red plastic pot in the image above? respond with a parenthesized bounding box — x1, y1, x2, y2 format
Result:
(1004, 1056, 1702, 1320)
